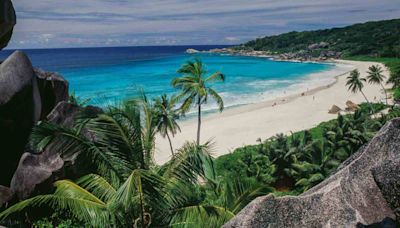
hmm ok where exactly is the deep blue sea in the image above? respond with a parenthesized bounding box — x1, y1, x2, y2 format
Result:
(0, 45, 339, 112)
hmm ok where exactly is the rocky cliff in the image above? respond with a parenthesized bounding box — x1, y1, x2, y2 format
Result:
(224, 118, 400, 227)
(0, 0, 16, 50)
(0, 51, 90, 205)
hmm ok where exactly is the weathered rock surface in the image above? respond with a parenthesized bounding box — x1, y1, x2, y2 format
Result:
(0, 0, 16, 50)
(308, 41, 329, 50)
(186, 48, 199, 53)
(35, 69, 69, 119)
(224, 118, 400, 227)
(372, 160, 400, 219)
(0, 51, 69, 186)
(10, 102, 102, 199)
(0, 51, 39, 185)
(356, 217, 397, 228)
(0, 186, 13, 207)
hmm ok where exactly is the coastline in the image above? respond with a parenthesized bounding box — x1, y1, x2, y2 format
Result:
(154, 59, 390, 164)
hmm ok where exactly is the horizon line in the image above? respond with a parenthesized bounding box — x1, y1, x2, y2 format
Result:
(3, 44, 237, 51)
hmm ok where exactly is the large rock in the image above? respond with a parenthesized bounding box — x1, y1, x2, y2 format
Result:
(10, 102, 102, 199)
(35, 68, 69, 119)
(0, 51, 40, 185)
(0, 186, 13, 207)
(0, 51, 69, 186)
(224, 118, 400, 227)
(372, 160, 400, 219)
(0, 0, 16, 50)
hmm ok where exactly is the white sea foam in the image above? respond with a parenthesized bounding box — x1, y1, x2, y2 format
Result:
(184, 62, 353, 116)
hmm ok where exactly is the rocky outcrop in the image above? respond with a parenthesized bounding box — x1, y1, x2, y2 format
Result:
(224, 118, 400, 227)
(10, 102, 102, 199)
(35, 69, 69, 119)
(372, 160, 400, 219)
(0, 51, 40, 185)
(0, 186, 13, 207)
(186, 48, 199, 54)
(0, 51, 69, 186)
(0, 0, 16, 50)
(357, 217, 397, 228)
(308, 42, 329, 50)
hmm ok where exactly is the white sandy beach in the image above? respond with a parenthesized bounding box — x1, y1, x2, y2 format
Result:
(154, 60, 390, 164)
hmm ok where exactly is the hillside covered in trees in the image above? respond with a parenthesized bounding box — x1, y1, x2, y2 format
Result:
(238, 18, 400, 58)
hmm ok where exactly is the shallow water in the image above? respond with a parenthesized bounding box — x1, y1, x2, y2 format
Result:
(0, 45, 339, 112)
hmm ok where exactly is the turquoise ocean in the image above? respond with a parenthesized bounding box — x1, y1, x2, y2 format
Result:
(0, 45, 344, 112)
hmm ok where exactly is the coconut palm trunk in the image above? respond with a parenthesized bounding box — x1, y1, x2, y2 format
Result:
(166, 131, 174, 157)
(197, 97, 202, 145)
(380, 83, 388, 105)
(360, 90, 375, 113)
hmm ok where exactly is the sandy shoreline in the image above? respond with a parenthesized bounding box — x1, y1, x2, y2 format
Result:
(154, 60, 390, 164)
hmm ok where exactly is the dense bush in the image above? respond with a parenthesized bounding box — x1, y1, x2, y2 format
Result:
(215, 104, 400, 193)
(394, 88, 400, 101)
(239, 19, 400, 58)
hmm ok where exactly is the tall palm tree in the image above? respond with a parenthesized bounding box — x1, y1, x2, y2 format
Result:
(0, 100, 233, 227)
(366, 65, 387, 104)
(346, 69, 373, 112)
(172, 58, 225, 145)
(0, 143, 227, 228)
(387, 68, 400, 89)
(153, 94, 181, 157)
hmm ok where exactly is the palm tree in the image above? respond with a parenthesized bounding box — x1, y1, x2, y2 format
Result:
(293, 139, 336, 191)
(346, 69, 373, 112)
(387, 68, 400, 89)
(366, 65, 387, 104)
(153, 94, 181, 157)
(0, 100, 233, 227)
(0, 143, 227, 228)
(172, 58, 225, 145)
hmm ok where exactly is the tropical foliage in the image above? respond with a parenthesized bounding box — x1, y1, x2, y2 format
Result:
(215, 103, 400, 192)
(239, 18, 400, 58)
(345, 56, 400, 100)
(0, 100, 238, 227)
(0, 59, 263, 228)
(172, 58, 225, 145)
(367, 65, 387, 104)
(153, 94, 181, 156)
(1, 57, 400, 227)
(346, 69, 369, 102)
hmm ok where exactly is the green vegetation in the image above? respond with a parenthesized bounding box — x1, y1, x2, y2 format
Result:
(394, 88, 400, 101)
(2, 31, 400, 226)
(346, 69, 370, 104)
(172, 58, 225, 145)
(367, 65, 388, 104)
(0, 59, 261, 228)
(0, 101, 232, 227)
(215, 104, 400, 193)
(345, 56, 400, 91)
(238, 18, 400, 58)
(153, 94, 181, 156)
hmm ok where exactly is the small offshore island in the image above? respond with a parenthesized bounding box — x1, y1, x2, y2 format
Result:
(0, 0, 400, 227)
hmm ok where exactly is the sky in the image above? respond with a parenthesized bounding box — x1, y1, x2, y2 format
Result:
(7, 0, 400, 49)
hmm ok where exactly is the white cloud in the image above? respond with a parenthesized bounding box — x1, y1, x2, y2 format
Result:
(225, 37, 240, 42)
(7, 0, 400, 48)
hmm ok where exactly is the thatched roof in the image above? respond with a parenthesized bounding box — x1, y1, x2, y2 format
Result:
(345, 100, 359, 112)
(328, 105, 342, 114)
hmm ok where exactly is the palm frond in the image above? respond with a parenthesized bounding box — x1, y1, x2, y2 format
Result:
(164, 141, 216, 184)
(0, 180, 112, 227)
